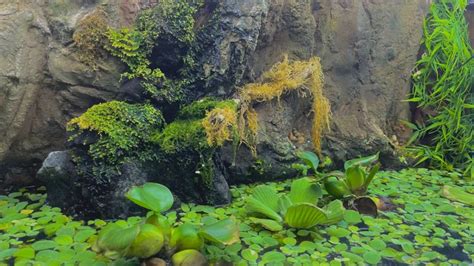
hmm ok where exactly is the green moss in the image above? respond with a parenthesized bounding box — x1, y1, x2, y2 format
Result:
(68, 101, 164, 166)
(105, 0, 201, 102)
(177, 98, 238, 120)
(151, 120, 207, 154)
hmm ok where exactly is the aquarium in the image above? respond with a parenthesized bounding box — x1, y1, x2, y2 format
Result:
(0, 0, 472, 265)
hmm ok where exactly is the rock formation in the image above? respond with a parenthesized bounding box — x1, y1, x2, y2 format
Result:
(0, 0, 434, 216)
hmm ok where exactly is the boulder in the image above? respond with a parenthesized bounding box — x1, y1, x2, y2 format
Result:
(0, 0, 146, 186)
(36, 151, 82, 215)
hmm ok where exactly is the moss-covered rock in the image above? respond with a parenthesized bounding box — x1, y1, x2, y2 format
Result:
(67, 100, 164, 170)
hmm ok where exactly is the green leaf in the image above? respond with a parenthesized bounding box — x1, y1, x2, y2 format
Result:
(146, 214, 171, 241)
(343, 210, 362, 224)
(35, 250, 62, 265)
(345, 166, 365, 191)
(321, 200, 345, 225)
(200, 218, 240, 245)
(54, 235, 73, 245)
(261, 251, 286, 263)
(324, 176, 351, 198)
(284, 203, 327, 229)
(74, 229, 96, 243)
(363, 251, 381, 264)
(277, 195, 292, 216)
(96, 223, 140, 252)
(369, 239, 387, 251)
(288, 178, 322, 205)
(251, 185, 280, 213)
(246, 186, 282, 222)
(126, 183, 174, 213)
(0, 248, 17, 260)
(171, 249, 207, 266)
(363, 163, 381, 188)
(344, 153, 379, 170)
(126, 224, 165, 258)
(327, 227, 351, 238)
(296, 151, 320, 173)
(31, 240, 57, 251)
(241, 248, 258, 261)
(14, 247, 35, 259)
(441, 185, 474, 206)
(248, 217, 283, 232)
(169, 224, 203, 252)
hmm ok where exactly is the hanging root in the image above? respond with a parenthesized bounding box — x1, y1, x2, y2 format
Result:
(238, 55, 331, 155)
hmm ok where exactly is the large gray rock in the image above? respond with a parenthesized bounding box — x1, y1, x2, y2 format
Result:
(36, 151, 82, 215)
(0, 0, 150, 185)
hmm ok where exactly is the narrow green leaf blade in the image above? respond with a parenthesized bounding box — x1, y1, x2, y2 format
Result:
(344, 153, 379, 170)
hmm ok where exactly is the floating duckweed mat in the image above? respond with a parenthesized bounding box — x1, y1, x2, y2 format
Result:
(1, 168, 473, 265)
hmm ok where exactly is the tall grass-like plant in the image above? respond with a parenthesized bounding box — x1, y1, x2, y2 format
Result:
(408, 0, 473, 178)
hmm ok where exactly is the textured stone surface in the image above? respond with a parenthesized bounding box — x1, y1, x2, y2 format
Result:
(207, 0, 431, 179)
(1, 0, 432, 186)
(0, 0, 438, 217)
(36, 151, 81, 214)
(0, 0, 145, 185)
(246, 0, 430, 168)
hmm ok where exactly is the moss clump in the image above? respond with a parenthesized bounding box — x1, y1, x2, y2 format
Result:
(152, 98, 238, 153)
(152, 119, 207, 154)
(202, 106, 238, 147)
(239, 55, 330, 155)
(105, 0, 201, 102)
(68, 101, 164, 166)
(73, 8, 109, 69)
(177, 98, 237, 120)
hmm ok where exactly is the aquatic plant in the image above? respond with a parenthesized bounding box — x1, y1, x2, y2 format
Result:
(245, 178, 344, 231)
(1, 169, 474, 265)
(94, 183, 239, 260)
(323, 153, 381, 198)
(408, 0, 473, 177)
(238, 55, 331, 155)
(292, 150, 322, 177)
(0, 188, 116, 265)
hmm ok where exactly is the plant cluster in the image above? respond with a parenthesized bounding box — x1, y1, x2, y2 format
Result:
(246, 178, 345, 232)
(408, 0, 473, 177)
(323, 153, 381, 198)
(2, 169, 474, 265)
(293, 151, 381, 215)
(0, 188, 113, 265)
(94, 183, 239, 264)
(73, 8, 109, 69)
(105, 0, 200, 102)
